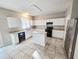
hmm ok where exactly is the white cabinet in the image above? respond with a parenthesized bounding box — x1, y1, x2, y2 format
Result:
(32, 31, 46, 46)
(47, 18, 65, 26)
(7, 17, 22, 28)
(10, 33, 19, 45)
(52, 30, 64, 39)
(0, 16, 11, 47)
(34, 18, 65, 26)
(10, 30, 32, 45)
(21, 17, 32, 28)
(0, 32, 3, 47)
(25, 30, 32, 39)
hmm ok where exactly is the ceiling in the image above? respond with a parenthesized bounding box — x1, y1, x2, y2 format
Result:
(0, 0, 71, 16)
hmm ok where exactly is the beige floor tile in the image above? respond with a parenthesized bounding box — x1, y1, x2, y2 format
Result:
(3, 45, 16, 52)
(55, 53, 67, 59)
(0, 37, 67, 59)
(7, 49, 21, 57)
(13, 52, 25, 59)
(19, 46, 35, 56)
(23, 54, 32, 59)
(0, 52, 11, 59)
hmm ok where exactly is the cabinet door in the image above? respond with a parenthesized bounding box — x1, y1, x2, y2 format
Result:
(25, 30, 32, 39)
(10, 33, 19, 45)
(7, 17, 21, 28)
(0, 32, 3, 47)
(0, 16, 11, 47)
(32, 33, 45, 46)
(21, 17, 31, 28)
(52, 30, 64, 38)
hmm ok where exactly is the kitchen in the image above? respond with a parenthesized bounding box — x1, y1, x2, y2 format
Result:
(0, 0, 78, 59)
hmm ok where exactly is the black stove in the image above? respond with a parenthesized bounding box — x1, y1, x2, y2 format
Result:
(18, 32, 25, 43)
(45, 22, 53, 37)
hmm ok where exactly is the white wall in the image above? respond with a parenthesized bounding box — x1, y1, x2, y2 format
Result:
(0, 7, 20, 17)
(7, 17, 22, 28)
(64, 0, 78, 41)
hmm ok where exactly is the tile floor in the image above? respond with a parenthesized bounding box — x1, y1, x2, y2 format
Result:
(0, 37, 67, 59)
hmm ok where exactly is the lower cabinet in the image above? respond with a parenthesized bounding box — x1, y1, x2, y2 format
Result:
(10, 33, 19, 45)
(10, 30, 32, 45)
(32, 31, 46, 46)
(52, 30, 64, 39)
(25, 30, 32, 39)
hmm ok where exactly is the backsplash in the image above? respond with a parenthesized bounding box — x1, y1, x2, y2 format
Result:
(32, 25, 65, 30)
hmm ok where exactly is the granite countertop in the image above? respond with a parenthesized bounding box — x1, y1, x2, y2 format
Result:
(32, 25, 65, 31)
(9, 25, 65, 33)
(32, 29, 46, 34)
(9, 27, 31, 33)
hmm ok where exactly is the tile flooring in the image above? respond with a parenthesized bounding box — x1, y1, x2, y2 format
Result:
(0, 37, 67, 59)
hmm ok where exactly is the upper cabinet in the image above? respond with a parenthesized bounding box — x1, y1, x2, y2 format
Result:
(33, 18, 65, 26)
(7, 16, 33, 29)
(49, 18, 65, 26)
(7, 17, 22, 28)
(21, 17, 32, 29)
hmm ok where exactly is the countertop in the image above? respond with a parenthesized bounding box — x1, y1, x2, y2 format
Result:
(9, 25, 65, 33)
(32, 25, 65, 31)
(9, 27, 32, 33)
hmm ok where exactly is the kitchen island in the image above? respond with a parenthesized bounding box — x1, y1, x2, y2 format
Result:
(32, 29, 47, 47)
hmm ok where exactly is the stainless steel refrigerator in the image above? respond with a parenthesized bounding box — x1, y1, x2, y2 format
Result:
(64, 18, 78, 59)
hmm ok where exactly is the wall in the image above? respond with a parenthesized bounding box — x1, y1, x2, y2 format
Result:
(64, 0, 78, 41)
(64, 0, 78, 58)
(0, 7, 21, 17)
(34, 12, 65, 20)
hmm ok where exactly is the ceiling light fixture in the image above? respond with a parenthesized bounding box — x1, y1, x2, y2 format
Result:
(22, 12, 31, 17)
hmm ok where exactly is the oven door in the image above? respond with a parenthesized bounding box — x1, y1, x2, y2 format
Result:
(18, 32, 25, 43)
